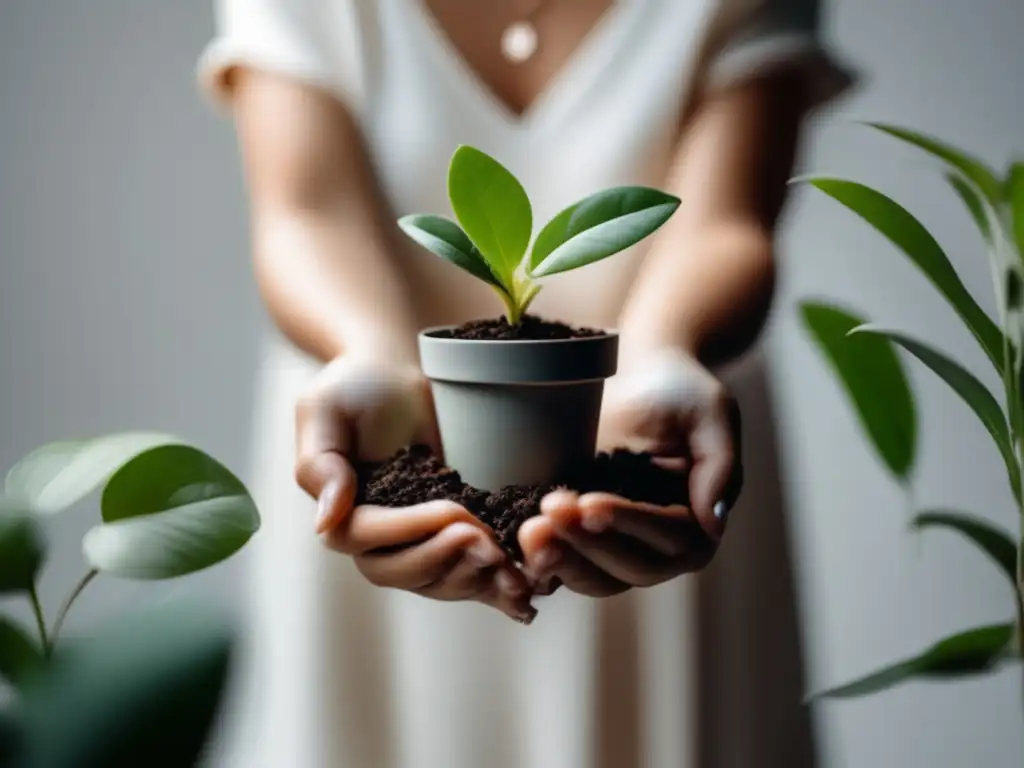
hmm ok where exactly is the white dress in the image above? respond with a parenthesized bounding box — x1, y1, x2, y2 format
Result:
(198, 2, 854, 767)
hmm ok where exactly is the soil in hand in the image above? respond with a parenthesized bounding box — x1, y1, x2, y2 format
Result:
(355, 445, 696, 560)
(429, 314, 605, 341)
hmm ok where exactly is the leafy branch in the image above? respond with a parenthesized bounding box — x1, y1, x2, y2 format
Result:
(799, 123, 1024, 702)
(0, 433, 259, 682)
(0, 433, 261, 764)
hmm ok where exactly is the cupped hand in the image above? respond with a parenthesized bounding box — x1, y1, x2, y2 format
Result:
(519, 349, 742, 597)
(294, 355, 535, 623)
(325, 499, 536, 622)
(518, 491, 716, 597)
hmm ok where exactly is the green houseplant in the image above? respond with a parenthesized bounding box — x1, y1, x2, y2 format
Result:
(797, 123, 1024, 701)
(398, 145, 680, 490)
(0, 432, 261, 766)
(398, 145, 680, 326)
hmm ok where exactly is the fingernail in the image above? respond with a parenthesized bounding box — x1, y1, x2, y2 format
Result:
(514, 607, 538, 626)
(466, 540, 502, 568)
(534, 546, 561, 574)
(496, 569, 525, 598)
(713, 500, 730, 525)
(316, 481, 341, 530)
(582, 509, 612, 533)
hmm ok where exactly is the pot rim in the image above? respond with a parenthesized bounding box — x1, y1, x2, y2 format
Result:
(418, 324, 619, 344)
(418, 325, 619, 384)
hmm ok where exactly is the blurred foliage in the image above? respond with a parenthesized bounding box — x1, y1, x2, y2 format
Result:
(0, 433, 260, 766)
(799, 123, 1023, 701)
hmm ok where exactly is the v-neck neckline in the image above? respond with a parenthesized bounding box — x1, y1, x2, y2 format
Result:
(409, 0, 641, 132)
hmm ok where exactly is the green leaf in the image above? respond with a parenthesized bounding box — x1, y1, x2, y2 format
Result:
(1008, 162, 1024, 262)
(529, 187, 680, 277)
(84, 496, 258, 580)
(809, 623, 1014, 700)
(0, 500, 45, 594)
(15, 601, 233, 768)
(865, 122, 1003, 205)
(801, 302, 917, 479)
(5, 432, 177, 514)
(447, 145, 532, 286)
(82, 444, 259, 579)
(99, 444, 251, 524)
(911, 510, 1017, 585)
(946, 172, 991, 243)
(799, 177, 1006, 374)
(851, 325, 1020, 502)
(397, 213, 501, 286)
(0, 617, 44, 689)
(0, 709, 22, 766)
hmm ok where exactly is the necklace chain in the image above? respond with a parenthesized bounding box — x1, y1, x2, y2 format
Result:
(521, 0, 551, 21)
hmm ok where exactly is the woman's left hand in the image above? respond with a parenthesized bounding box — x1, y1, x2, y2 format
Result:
(518, 350, 742, 597)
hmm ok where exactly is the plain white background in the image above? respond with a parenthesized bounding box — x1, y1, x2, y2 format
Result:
(0, 1, 1022, 766)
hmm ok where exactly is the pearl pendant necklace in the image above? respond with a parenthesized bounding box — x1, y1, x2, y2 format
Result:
(501, 19, 540, 64)
(500, 0, 552, 64)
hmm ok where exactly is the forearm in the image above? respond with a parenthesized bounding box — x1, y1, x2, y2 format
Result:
(618, 73, 804, 370)
(252, 204, 420, 365)
(618, 219, 775, 369)
(231, 71, 421, 366)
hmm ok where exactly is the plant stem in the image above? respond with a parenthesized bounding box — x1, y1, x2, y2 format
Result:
(493, 285, 521, 325)
(997, 308, 1024, 716)
(49, 569, 98, 652)
(28, 586, 48, 654)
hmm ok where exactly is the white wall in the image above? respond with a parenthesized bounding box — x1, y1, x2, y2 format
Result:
(0, 1, 1021, 766)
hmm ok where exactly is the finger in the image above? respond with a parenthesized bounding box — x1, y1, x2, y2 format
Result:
(539, 489, 583, 524)
(531, 501, 635, 594)
(421, 532, 521, 604)
(519, 514, 626, 597)
(304, 453, 358, 535)
(295, 388, 351, 496)
(421, 548, 495, 598)
(295, 384, 357, 533)
(651, 455, 689, 473)
(546, 540, 631, 597)
(548, 515, 675, 588)
(534, 576, 563, 597)
(356, 522, 502, 592)
(518, 515, 562, 584)
(577, 493, 698, 558)
(688, 393, 742, 540)
(326, 500, 483, 555)
(478, 566, 537, 624)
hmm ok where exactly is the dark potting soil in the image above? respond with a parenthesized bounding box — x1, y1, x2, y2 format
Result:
(431, 314, 605, 341)
(355, 445, 694, 560)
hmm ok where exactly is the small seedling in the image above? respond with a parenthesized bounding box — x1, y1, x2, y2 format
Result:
(398, 145, 680, 325)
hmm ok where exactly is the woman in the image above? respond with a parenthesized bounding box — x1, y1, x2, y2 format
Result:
(199, 1, 854, 766)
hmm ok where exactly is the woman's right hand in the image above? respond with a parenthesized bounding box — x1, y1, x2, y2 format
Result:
(294, 356, 536, 624)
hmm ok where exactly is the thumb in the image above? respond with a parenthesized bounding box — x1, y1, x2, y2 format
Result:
(299, 451, 358, 535)
(687, 394, 742, 540)
(295, 393, 358, 533)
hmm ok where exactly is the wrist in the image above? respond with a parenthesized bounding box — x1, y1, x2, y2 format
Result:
(616, 324, 703, 373)
(339, 322, 422, 369)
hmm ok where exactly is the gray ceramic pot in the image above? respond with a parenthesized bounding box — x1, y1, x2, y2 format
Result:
(418, 327, 619, 491)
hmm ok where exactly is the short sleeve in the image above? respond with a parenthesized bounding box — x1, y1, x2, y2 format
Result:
(197, 0, 363, 109)
(701, 0, 857, 110)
